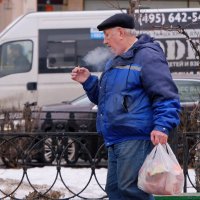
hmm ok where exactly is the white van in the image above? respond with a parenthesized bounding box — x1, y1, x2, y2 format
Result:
(0, 10, 121, 110)
(0, 8, 199, 111)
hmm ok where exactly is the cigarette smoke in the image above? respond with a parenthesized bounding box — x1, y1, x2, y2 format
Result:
(83, 47, 113, 71)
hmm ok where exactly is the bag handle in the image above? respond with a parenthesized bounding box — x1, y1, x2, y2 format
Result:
(161, 143, 179, 165)
(151, 143, 178, 161)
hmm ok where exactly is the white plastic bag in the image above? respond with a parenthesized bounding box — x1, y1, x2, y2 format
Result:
(137, 143, 184, 195)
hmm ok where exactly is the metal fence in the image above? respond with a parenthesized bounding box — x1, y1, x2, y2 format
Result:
(0, 132, 108, 199)
(181, 132, 200, 193)
(0, 131, 199, 199)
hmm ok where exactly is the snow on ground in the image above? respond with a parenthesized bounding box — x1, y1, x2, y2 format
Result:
(0, 167, 197, 199)
(186, 169, 197, 193)
(0, 166, 107, 199)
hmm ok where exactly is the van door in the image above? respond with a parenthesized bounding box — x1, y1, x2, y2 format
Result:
(0, 40, 37, 110)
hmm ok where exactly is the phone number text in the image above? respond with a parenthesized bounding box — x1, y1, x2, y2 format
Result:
(137, 11, 200, 27)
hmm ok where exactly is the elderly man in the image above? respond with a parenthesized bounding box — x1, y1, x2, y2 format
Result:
(71, 13, 180, 200)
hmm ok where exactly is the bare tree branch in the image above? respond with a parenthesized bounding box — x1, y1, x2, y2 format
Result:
(103, 0, 124, 11)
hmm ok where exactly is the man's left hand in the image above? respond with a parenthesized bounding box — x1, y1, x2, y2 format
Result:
(151, 130, 168, 145)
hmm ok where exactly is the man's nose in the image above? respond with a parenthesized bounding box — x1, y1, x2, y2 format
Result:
(103, 37, 108, 45)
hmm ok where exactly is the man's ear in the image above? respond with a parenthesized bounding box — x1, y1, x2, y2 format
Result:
(118, 27, 125, 39)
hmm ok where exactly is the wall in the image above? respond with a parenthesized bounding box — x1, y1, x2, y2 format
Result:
(0, 0, 36, 32)
(0, 0, 200, 32)
(84, 0, 200, 10)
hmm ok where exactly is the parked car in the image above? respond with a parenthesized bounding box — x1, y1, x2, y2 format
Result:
(172, 74, 200, 136)
(38, 74, 200, 165)
(39, 94, 97, 132)
(172, 73, 200, 107)
(40, 74, 200, 133)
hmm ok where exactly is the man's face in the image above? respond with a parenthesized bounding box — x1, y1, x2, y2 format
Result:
(103, 27, 124, 55)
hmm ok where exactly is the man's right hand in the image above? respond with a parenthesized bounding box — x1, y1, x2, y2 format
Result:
(71, 66, 90, 83)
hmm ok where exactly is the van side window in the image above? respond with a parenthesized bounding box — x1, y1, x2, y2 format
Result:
(0, 41, 32, 77)
(39, 28, 106, 73)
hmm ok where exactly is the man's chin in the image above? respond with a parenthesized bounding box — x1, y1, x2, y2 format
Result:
(109, 48, 116, 55)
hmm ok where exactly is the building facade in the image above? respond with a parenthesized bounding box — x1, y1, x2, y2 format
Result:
(0, 0, 200, 32)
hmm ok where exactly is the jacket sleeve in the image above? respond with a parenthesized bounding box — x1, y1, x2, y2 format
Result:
(82, 74, 99, 105)
(140, 46, 181, 134)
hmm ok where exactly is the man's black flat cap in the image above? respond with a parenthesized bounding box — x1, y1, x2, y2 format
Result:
(97, 13, 134, 31)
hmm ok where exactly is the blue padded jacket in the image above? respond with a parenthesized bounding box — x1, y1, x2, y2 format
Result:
(82, 34, 180, 147)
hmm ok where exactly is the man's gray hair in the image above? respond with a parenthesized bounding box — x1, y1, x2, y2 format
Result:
(124, 28, 137, 36)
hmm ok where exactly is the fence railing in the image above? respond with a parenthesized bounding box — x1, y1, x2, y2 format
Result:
(0, 131, 108, 199)
(0, 131, 199, 199)
(181, 131, 200, 193)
